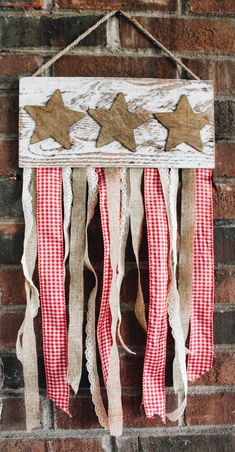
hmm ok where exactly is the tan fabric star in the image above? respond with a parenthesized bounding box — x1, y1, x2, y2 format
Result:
(154, 95, 211, 152)
(25, 89, 85, 149)
(88, 93, 149, 152)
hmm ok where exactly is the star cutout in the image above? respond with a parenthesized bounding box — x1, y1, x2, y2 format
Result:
(88, 93, 149, 152)
(154, 95, 211, 152)
(24, 89, 85, 149)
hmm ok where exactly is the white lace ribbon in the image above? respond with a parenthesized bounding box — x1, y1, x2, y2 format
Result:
(117, 168, 135, 355)
(85, 167, 109, 429)
(16, 168, 40, 430)
(159, 168, 188, 421)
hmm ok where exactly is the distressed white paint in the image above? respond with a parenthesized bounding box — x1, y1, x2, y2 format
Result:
(19, 77, 215, 168)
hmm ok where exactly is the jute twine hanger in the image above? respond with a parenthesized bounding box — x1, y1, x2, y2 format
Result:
(32, 9, 200, 80)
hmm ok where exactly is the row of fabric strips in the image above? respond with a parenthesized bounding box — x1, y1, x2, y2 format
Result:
(17, 167, 214, 436)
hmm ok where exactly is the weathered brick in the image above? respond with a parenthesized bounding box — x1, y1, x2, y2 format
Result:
(120, 17, 235, 53)
(47, 438, 106, 452)
(0, 140, 18, 177)
(54, 55, 176, 78)
(55, 394, 101, 429)
(0, 397, 26, 430)
(0, 179, 22, 218)
(55, 392, 177, 429)
(182, 59, 235, 96)
(56, 0, 177, 11)
(0, 266, 26, 305)
(186, 392, 235, 425)
(0, 439, 46, 452)
(213, 184, 235, 220)
(0, 54, 44, 89)
(214, 223, 235, 265)
(0, 96, 18, 134)
(0, 311, 24, 347)
(0, 223, 24, 265)
(215, 101, 235, 140)
(138, 432, 235, 452)
(215, 267, 235, 304)
(120, 349, 174, 387)
(214, 310, 235, 344)
(0, 16, 106, 49)
(215, 142, 235, 177)
(189, 351, 235, 385)
(2, 353, 45, 389)
(188, 0, 235, 14)
(0, 0, 46, 8)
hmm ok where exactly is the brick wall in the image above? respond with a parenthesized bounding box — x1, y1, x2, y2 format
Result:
(0, 1, 234, 450)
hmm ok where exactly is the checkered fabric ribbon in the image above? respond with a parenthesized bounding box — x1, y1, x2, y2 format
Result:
(143, 168, 170, 421)
(37, 168, 70, 415)
(187, 169, 214, 381)
(96, 168, 112, 385)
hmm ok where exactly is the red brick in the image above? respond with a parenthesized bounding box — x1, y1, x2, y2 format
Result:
(1, 397, 26, 430)
(0, 223, 24, 265)
(0, 54, 44, 88)
(215, 267, 235, 304)
(0, 266, 26, 305)
(120, 17, 235, 54)
(182, 59, 235, 96)
(188, 0, 235, 14)
(56, 0, 177, 11)
(54, 55, 176, 78)
(0, 0, 46, 8)
(189, 352, 235, 385)
(186, 392, 235, 425)
(0, 439, 46, 452)
(0, 311, 42, 349)
(0, 311, 24, 347)
(120, 349, 174, 387)
(0, 140, 18, 177)
(56, 392, 177, 429)
(0, 96, 18, 134)
(213, 184, 235, 220)
(55, 394, 100, 429)
(49, 438, 104, 452)
(122, 392, 177, 427)
(215, 142, 235, 177)
(214, 224, 235, 265)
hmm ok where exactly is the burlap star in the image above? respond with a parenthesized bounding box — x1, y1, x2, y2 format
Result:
(25, 89, 85, 149)
(154, 95, 211, 152)
(88, 93, 149, 152)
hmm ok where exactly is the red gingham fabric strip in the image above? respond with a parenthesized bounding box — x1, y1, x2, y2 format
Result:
(143, 168, 170, 422)
(37, 168, 70, 415)
(96, 168, 112, 385)
(187, 169, 214, 381)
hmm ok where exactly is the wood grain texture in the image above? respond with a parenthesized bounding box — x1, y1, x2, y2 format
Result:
(25, 89, 85, 149)
(88, 93, 149, 152)
(155, 95, 212, 152)
(19, 77, 215, 168)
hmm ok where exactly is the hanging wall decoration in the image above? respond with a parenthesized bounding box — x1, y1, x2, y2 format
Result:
(16, 10, 215, 437)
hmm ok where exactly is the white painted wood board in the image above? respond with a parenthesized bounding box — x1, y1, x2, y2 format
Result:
(19, 77, 215, 168)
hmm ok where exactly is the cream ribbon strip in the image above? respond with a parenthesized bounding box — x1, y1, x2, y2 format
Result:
(159, 168, 188, 421)
(67, 169, 87, 393)
(105, 168, 123, 437)
(62, 168, 73, 265)
(130, 168, 147, 332)
(85, 168, 109, 430)
(16, 168, 40, 430)
(173, 169, 196, 392)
